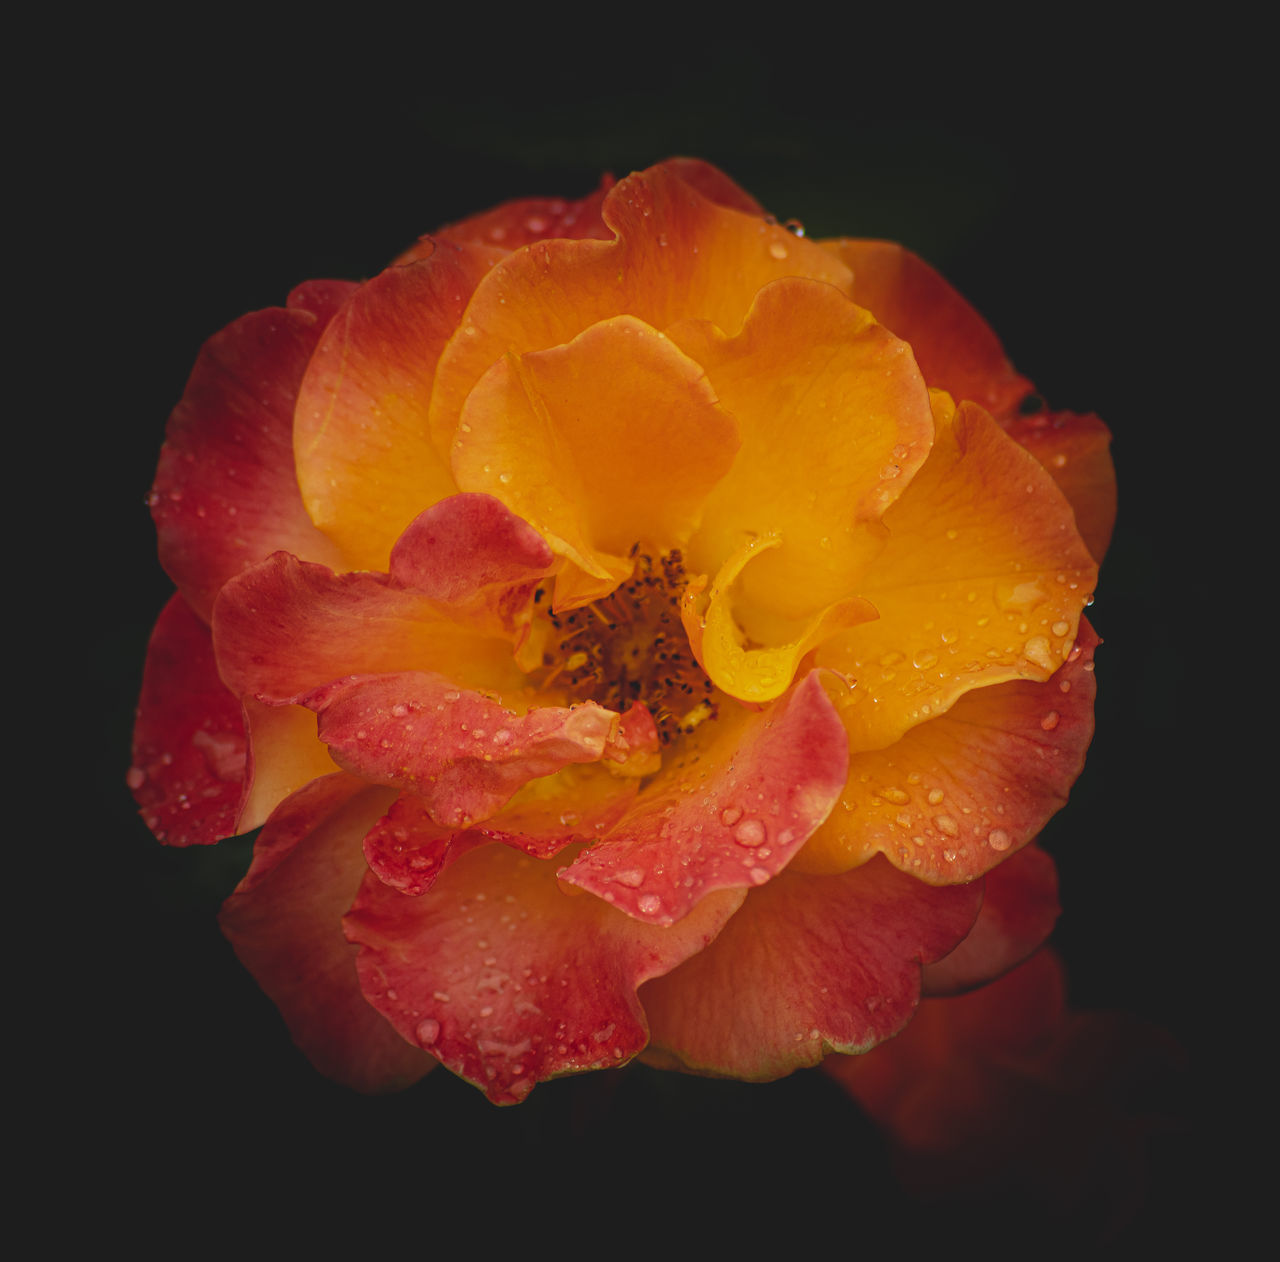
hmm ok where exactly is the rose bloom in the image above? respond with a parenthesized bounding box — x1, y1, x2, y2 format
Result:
(131, 158, 1115, 1104)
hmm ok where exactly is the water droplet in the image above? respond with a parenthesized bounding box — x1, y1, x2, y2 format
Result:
(876, 786, 910, 804)
(749, 867, 771, 885)
(614, 868, 645, 887)
(927, 788, 944, 805)
(933, 814, 959, 836)
(637, 893, 662, 915)
(415, 1018, 440, 1045)
(734, 818, 767, 846)
(1040, 710, 1060, 731)
(1051, 619, 1070, 637)
(912, 649, 938, 669)
(720, 806, 742, 826)
(125, 766, 146, 790)
(768, 241, 788, 259)
(987, 828, 1011, 851)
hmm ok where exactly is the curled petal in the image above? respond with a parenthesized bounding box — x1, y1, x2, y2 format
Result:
(799, 621, 1099, 880)
(673, 277, 934, 620)
(302, 671, 631, 828)
(219, 774, 433, 1093)
(153, 297, 349, 620)
(1004, 409, 1117, 563)
(820, 398, 1098, 752)
(822, 237, 1033, 422)
(130, 594, 246, 846)
(429, 162, 852, 454)
(344, 842, 744, 1104)
(640, 854, 982, 1081)
(293, 240, 504, 569)
(922, 843, 1060, 996)
(453, 315, 739, 607)
(559, 670, 849, 925)
(690, 534, 879, 703)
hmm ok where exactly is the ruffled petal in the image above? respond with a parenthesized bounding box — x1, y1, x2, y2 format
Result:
(302, 670, 640, 827)
(293, 240, 504, 569)
(344, 842, 744, 1104)
(672, 277, 933, 621)
(822, 238, 1033, 423)
(1004, 409, 1117, 564)
(922, 842, 1060, 996)
(453, 315, 739, 606)
(798, 621, 1099, 879)
(129, 594, 246, 845)
(429, 162, 852, 455)
(219, 774, 434, 1093)
(213, 552, 525, 705)
(819, 397, 1097, 752)
(152, 299, 349, 620)
(639, 854, 981, 1080)
(558, 670, 848, 925)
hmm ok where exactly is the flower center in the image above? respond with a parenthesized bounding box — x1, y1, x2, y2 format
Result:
(537, 550, 717, 746)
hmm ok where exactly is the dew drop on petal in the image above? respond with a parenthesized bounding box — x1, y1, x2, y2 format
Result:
(637, 893, 662, 915)
(987, 828, 1011, 851)
(415, 1018, 440, 1045)
(733, 818, 767, 847)
(1041, 710, 1061, 731)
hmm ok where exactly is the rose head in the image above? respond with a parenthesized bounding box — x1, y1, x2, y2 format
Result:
(131, 159, 1115, 1103)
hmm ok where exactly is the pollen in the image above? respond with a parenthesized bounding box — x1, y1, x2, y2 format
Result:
(538, 549, 717, 746)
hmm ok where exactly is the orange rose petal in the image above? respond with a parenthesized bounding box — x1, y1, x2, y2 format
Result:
(819, 398, 1098, 752)
(921, 842, 1060, 996)
(129, 594, 246, 846)
(639, 854, 981, 1081)
(797, 621, 1099, 879)
(237, 697, 341, 834)
(219, 774, 434, 1093)
(302, 670, 626, 828)
(361, 794, 489, 896)
(453, 316, 739, 605)
(428, 162, 852, 454)
(672, 277, 934, 620)
(293, 240, 504, 570)
(692, 534, 879, 703)
(559, 670, 849, 925)
(821, 238, 1034, 422)
(213, 552, 525, 706)
(1005, 409, 1117, 564)
(152, 296, 350, 621)
(344, 842, 744, 1104)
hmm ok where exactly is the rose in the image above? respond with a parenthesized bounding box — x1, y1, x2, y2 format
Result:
(131, 158, 1114, 1103)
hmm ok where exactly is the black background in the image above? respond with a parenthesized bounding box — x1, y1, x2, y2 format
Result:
(53, 15, 1230, 1251)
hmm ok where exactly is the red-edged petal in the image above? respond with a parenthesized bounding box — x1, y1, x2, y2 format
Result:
(823, 238, 1033, 422)
(129, 594, 246, 845)
(362, 794, 487, 896)
(798, 620, 1099, 882)
(559, 671, 848, 925)
(922, 843, 1060, 996)
(1004, 409, 1117, 563)
(293, 241, 504, 570)
(213, 552, 526, 705)
(640, 854, 982, 1081)
(425, 177, 616, 255)
(344, 841, 744, 1104)
(152, 298, 349, 621)
(302, 671, 625, 827)
(219, 774, 434, 1093)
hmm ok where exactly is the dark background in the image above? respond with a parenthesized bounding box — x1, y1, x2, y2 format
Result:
(58, 17, 1226, 1250)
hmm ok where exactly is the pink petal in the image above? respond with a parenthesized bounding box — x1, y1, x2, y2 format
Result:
(344, 841, 744, 1104)
(559, 671, 849, 925)
(129, 594, 246, 846)
(387, 493, 554, 633)
(212, 552, 526, 707)
(922, 843, 1060, 996)
(302, 671, 625, 827)
(219, 774, 434, 1093)
(151, 299, 349, 621)
(361, 794, 487, 896)
(640, 854, 982, 1080)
